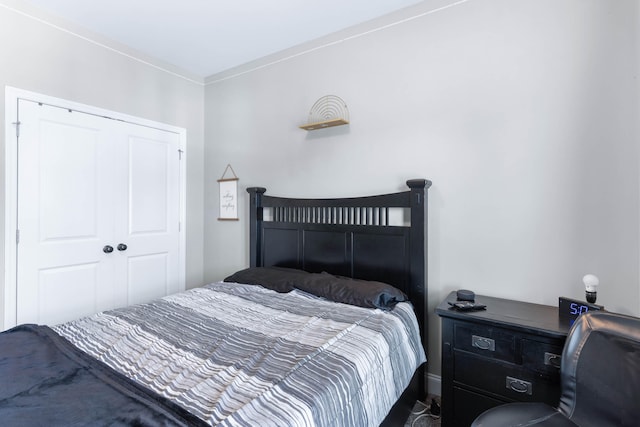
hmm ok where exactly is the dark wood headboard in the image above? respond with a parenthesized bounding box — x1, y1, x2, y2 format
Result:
(247, 179, 431, 371)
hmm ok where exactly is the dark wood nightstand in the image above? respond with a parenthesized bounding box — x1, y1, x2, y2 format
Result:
(436, 292, 572, 427)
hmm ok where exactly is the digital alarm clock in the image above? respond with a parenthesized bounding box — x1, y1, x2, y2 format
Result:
(558, 296, 603, 320)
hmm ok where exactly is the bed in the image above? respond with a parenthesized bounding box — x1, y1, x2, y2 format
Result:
(0, 179, 431, 426)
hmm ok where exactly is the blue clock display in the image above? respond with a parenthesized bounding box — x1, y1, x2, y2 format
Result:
(558, 297, 603, 320)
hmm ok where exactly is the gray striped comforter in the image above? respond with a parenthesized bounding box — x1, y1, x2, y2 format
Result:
(54, 282, 426, 426)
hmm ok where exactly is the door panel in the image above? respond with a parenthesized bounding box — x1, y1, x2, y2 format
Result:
(39, 262, 101, 325)
(127, 253, 169, 306)
(40, 120, 102, 241)
(128, 135, 171, 234)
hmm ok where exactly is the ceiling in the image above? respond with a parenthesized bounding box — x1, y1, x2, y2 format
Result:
(21, 0, 425, 78)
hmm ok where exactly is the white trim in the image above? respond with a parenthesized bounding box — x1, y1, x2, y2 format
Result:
(427, 373, 442, 397)
(205, 0, 472, 85)
(4, 86, 19, 330)
(3, 86, 187, 330)
(0, 2, 203, 86)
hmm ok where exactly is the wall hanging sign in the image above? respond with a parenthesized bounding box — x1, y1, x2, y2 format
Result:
(218, 164, 239, 221)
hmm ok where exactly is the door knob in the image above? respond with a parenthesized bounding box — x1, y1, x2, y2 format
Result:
(117, 243, 128, 251)
(103, 245, 114, 253)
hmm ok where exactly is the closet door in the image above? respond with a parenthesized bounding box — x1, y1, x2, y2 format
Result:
(17, 101, 116, 325)
(16, 100, 181, 325)
(112, 122, 181, 308)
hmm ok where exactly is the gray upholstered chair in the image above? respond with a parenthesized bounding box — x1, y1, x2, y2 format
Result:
(471, 311, 640, 427)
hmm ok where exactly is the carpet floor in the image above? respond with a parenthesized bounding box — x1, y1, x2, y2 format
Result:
(404, 395, 441, 427)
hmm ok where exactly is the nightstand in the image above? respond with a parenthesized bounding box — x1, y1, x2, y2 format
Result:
(436, 292, 572, 427)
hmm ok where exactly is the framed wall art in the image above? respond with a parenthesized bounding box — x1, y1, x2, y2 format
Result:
(218, 164, 239, 221)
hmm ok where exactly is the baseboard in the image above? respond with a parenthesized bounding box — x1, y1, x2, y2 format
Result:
(427, 373, 441, 397)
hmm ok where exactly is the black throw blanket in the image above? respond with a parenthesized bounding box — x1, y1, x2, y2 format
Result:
(0, 324, 207, 426)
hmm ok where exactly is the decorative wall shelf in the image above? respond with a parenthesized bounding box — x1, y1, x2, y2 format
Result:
(299, 118, 349, 131)
(299, 95, 349, 131)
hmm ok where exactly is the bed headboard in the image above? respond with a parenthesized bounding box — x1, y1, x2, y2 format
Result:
(247, 179, 431, 353)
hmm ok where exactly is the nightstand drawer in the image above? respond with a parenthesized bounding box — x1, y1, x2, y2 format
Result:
(522, 339, 563, 374)
(454, 323, 516, 363)
(452, 386, 504, 427)
(454, 351, 560, 404)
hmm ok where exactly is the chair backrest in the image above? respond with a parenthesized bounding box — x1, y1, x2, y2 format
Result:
(558, 311, 640, 427)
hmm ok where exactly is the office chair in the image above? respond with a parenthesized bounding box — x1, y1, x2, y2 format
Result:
(471, 311, 640, 427)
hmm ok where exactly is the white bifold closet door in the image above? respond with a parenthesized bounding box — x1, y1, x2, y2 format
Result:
(16, 100, 182, 326)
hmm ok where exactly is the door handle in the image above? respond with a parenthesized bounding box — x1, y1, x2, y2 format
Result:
(117, 243, 128, 251)
(103, 245, 114, 253)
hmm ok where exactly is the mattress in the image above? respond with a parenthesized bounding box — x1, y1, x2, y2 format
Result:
(54, 281, 426, 426)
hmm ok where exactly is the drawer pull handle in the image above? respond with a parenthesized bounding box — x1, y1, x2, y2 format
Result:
(472, 335, 495, 351)
(545, 352, 561, 368)
(506, 376, 532, 395)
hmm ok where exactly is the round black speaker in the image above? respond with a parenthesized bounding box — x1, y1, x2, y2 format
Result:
(456, 289, 475, 302)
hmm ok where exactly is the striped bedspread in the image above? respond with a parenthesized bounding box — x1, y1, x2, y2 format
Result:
(54, 282, 426, 426)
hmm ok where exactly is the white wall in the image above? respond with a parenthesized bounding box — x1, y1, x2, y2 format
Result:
(204, 0, 640, 378)
(0, 0, 636, 384)
(0, 1, 205, 330)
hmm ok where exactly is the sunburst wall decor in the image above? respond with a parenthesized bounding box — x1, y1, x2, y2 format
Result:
(299, 95, 350, 131)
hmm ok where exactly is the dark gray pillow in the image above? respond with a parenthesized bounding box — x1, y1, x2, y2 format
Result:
(295, 272, 407, 310)
(224, 267, 309, 293)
